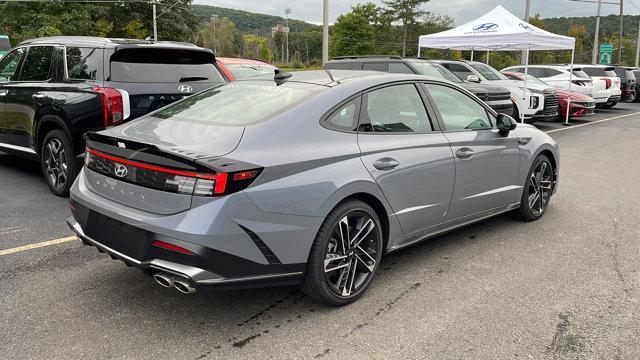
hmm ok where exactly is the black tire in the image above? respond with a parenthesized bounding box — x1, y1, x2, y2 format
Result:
(41, 129, 78, 197)
(515, 154, 554, 221)
(604, 101, 617, 109)
(511, 101, 520, 120)
(300, 200, 383, 306)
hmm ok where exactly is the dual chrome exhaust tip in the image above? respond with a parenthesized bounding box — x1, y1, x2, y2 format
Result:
(153, 272, 197, 294)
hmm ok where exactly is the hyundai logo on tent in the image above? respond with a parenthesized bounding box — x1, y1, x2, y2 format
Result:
(472, 23, 498, 31)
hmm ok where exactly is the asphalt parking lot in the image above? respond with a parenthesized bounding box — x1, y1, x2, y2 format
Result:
(2, 106, 639, 359)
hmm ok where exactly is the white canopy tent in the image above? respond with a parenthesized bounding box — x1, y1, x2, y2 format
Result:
(418, 5, 577, 125)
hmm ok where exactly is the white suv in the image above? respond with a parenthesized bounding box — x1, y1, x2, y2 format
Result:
(502, 64, 619, 108)
(580, 65, 622, 108)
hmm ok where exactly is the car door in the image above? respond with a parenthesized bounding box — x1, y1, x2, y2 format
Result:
(357, 82, 455, 234)
(4, 45, 56, 150)
(0, 47, 26, 146)
(421, 82, 520, 221)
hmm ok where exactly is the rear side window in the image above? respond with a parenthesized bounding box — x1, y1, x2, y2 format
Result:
(153, 81, 325, 126)
(66, 47, 103, 80)
(582, 67, 616, 77)
(324, 97, 361, 132)
(0, 47, 25, 81)
(360, 84, 431, 133)
(573, 69, 590, 79)
(526, 68, 545, 78)
(19, 46, 54, 81)
(110, 48, 225, 83)
(362, 62, 387, 72)
(388, 62, 414, 74)
(324, 62, 362, 70)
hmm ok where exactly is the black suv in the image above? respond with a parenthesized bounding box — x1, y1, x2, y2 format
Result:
(0, 36, 226, 195)
(324, 56, 513, 114)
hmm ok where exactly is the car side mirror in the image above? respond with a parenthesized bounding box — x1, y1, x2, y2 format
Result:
(466, 75, 480, 83)
(496, 113, 517, 135)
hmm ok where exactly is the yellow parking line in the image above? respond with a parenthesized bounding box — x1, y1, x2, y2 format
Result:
(0, 236, 77, 256)
(546, 111, 640, 134)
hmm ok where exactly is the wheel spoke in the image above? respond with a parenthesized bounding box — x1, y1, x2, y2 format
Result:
(355, 254, 375, 273)
(342, 258, 357, 297)
(351, 218, 374, 248)
(528, 192, 540, 210)
(539, 180, 552, 190)
(338, 216, 350, 253)
(324, 253, 348, 273)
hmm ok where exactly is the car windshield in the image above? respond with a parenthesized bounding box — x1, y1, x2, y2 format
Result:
(225, 63, 277, 80)
(407, 60, 462, 83)
(505, 73, 549, 86)
(470, 63, 509, 80)
(583, 67, 617, 77)
(153, 81, 325, 126)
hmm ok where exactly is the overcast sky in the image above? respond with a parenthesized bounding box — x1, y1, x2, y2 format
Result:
(193, 0, 636, 25)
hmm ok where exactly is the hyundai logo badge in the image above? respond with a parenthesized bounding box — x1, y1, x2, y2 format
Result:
(178, 85, 193, 93)
(473, 23, 498, 31)
(114, 164, 128, 178)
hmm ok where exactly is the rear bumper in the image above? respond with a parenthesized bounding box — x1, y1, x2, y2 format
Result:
(67, 216, 304, 290)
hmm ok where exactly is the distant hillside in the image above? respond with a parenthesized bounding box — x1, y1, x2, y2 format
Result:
(190, 4, 318, 36)
(544, 14, 640, 38)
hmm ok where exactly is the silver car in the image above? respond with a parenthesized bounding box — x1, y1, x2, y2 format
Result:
(67, 70, 559, 306)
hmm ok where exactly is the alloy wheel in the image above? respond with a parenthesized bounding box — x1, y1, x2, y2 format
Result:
(323, 211, 380, 298)
(527, 160, 553, 216)
(44, 138, 68, 190)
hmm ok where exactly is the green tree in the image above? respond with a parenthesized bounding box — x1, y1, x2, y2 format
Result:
(382, 0, 430, 57)
(329, 8, 375, 57)
(196, 17, 241, 56)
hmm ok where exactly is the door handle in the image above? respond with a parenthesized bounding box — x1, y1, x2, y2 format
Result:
(32, 93, 45, 100)
(373, 158, 400, 171)
(455, 148, 474, 159)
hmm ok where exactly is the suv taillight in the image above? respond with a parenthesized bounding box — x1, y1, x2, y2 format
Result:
(92, 87, 124, 127)
(603, 78, 612, 89)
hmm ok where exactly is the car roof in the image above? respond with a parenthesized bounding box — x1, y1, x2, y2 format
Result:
(329, 56, 406, 63)
(17, 36, 206, 51)
(242, 69, 441, 87)
(217, 57, 272, 65)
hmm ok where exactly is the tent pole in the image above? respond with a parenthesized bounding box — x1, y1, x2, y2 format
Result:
(418, 46, 421, 58)
(564, 48, 575, 126)
(486, 51, 490, 64)
(522, 44, 530, 123)
(471, 50, 474, 61)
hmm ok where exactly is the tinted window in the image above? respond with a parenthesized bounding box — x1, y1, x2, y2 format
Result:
(406, 61, 462, 83)
(469, 63, 508, 80)
(110, 48, 224, 83)
(325, 97, 360, 132)
(582, 67, 616, 77)
(573, 69, 590, 79)
(66, 47, 103, 80)
(0, 36, 10, 51)
(442, 63, 474, 80)
(362, 62, 387, 71)
(526, 68, 546, 78)
(325, 62, 363, 70)
(423, 83, 492, 131)
(19, 46, 53, 81)
(225, 63, 276, 80)
(153, 81, 324, 126)
(544, 68, 562, 77)
(0, 47, 25, 81)
(360, 84, 431, 133)
(388, 62, 414, 74)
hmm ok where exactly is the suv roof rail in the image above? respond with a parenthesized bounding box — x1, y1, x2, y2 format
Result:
(333, 55, 404, 60)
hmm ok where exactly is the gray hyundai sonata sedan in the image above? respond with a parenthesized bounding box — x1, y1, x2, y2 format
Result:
(67, 70, 558, 306)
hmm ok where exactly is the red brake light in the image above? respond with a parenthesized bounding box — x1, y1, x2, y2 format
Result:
(151, 240, 195, 255)
(92, 87, 124, 127)
(233, 170, 258, 181)
(603, 78, 612, 89)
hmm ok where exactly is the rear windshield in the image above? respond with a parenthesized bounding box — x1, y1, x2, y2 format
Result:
(582, 67, 617, 77)
(0, 36, 10, 51)
(110, 48, 224, 83)
(406, 60, 461, 83)
(225, 63, 277, 80)
(573, 69, 590, 79)
(153, 81, 325, 126)
(470, 63, 508, 80)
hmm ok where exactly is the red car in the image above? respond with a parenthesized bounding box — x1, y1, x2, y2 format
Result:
(502, 71, 595, 120)
(216, 57, 278, 81)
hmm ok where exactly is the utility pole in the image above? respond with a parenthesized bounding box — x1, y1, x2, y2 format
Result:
(285, 8, 291, 64)
(592, 0, 602, 64)
(152, 0, 158, 41)
(322, 0, 329, 65)
(618, 0, 624, 63)
(636, 16, 640, 66)
(521, 0, 531, 64)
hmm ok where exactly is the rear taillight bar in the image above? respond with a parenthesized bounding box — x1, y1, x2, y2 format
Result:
(92, 87, 127, 127)
(84, 147, 261, 197)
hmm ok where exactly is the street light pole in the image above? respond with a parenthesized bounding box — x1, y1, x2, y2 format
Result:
(592, 0, 602, 64)
(635, 16, 640, 66)
(322, 0, 329, 65)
